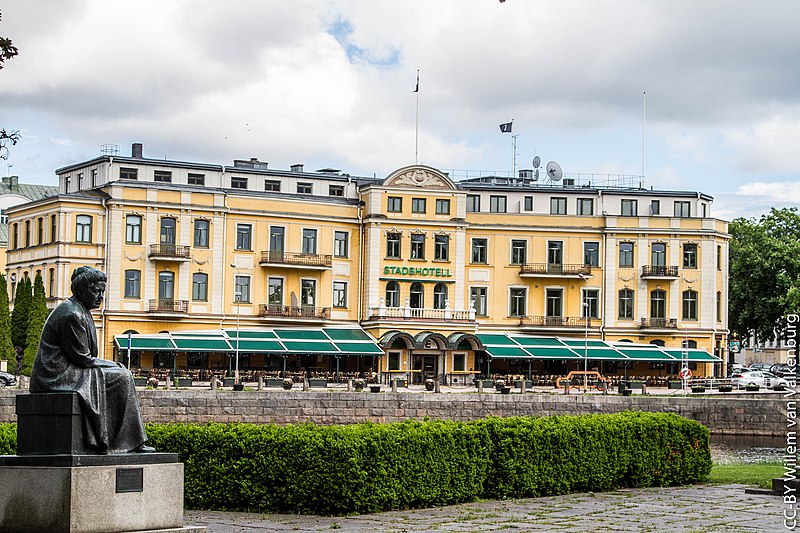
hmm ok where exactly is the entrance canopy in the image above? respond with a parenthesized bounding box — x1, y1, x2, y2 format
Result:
(476, 333, 721, 363)
(114, 326, 383, 356)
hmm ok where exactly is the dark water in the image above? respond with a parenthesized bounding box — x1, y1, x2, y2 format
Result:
(709, 434, 787, 464)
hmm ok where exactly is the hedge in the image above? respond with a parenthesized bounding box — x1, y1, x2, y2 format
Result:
(0, 412, 711, 515)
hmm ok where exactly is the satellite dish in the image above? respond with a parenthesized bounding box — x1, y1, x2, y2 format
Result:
(546, 161, 563, 181)
(532, 156, 541, 168)
(533, 169, 539, 181)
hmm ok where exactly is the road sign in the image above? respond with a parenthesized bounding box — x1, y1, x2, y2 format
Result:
(679, 367, 692, 380)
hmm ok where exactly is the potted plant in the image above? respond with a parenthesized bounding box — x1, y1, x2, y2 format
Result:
(424, 379, 435, 391)
(718, 384, 733, 393)
(282, 378, 293, 390)
(353, 379, 365, 392)
(621, 388, 633, 396)
(745, 383, 760, 392)
(691, 386, 706, 393)
(499, 385, 512, 395)
(369, 384, 382, 393)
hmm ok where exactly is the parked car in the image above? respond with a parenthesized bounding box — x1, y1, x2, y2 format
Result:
(769, 364, 797, 379)
(731, 371, 789, 390)
(748, 363, 772, 372)
(729, 364, 750, 375)
(0, 371, 16, 387)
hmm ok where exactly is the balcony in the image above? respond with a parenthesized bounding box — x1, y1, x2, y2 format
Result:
(639, 318, 678, 329)
(519, 263, 592, 278)
(259, 250, 332, 270)
(641, 265, 679, 278)
(519, 315, 591, 328)
(149, 244, 190, 261)
(258, 305, 330, 319)
(148, 299, 189, 313)
(369, 305, 476, 322)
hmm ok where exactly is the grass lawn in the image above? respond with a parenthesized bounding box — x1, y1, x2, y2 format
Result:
(709, 462, 784, 489)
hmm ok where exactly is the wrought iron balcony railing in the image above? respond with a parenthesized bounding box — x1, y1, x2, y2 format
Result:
(148, 299, 189, 313)
(258, 305, 330, 319)
(641, 265, 679, 278)
(519, 263, 592, 277)
(259, 250, 332, 268)
(148, 244, 191, 260)
(639, 318, 678, 329)
(519, 315, 592, 328)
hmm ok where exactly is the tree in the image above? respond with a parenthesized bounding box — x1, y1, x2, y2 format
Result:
(0, 273, 13, 364)
(728, 207, 800, 345)
(10, 276, 31, 356)
(21, 273, 48, 376)
(0, 10, 19, 160)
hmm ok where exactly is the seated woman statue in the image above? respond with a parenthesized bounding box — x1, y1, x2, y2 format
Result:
(30, 266, 154, 454)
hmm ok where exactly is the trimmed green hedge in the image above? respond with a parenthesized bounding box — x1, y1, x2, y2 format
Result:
(0, 412, 711, 515)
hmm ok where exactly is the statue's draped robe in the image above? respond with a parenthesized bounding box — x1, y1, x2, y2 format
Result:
(30, 297, 146, 453)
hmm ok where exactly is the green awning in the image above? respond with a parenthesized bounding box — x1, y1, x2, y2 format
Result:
(172, 338, 232, 351)
(335, 342, 384, 355)
(114, 336, 175, 351)
(661, 349, 722, 362)
(483, 346, 533, 359)
(231, 339, 286, 352)
(614, 346, 676, 361)
(324, 328, 372, 341)
(274, 329, 329, 340)
(526, 346, 583, 359)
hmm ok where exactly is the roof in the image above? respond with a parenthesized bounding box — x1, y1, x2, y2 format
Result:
(0, 181, 58, 202)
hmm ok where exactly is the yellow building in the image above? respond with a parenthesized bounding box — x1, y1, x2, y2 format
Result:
(5, 144, 729, 382)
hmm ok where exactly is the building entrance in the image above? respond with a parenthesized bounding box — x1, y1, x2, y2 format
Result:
(412, 354, 438, 383)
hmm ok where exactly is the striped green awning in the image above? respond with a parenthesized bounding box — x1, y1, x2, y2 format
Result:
(661, 349, 722, 362)
(613, 346, 676, 361)
(114, 336, 175, 351)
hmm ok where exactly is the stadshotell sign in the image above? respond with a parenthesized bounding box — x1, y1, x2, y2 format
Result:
(383, 265, 453, 277)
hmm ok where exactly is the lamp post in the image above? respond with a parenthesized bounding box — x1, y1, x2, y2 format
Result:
(231, 264, 241, 385)
(578, 273, 590, 393)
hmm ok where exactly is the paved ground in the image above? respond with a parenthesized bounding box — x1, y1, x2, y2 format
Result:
(183, 484, 788, 532)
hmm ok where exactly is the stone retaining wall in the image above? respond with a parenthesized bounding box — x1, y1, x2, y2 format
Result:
(0, 389, 789, 435)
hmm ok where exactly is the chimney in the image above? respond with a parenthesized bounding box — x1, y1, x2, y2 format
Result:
(290, 164, 304, 173)
(9, 176, 19, 193)
(131, 143, 143, 158)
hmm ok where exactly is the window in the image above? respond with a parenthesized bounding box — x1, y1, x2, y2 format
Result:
(24, 220, 30, 246)
(410, 233, 425, 259)
(49, 268, 55, 298)
(264, 180, 281, 192)
(550, 197, 567, 215)
(682, 243, 697, 268)
(77, 173, 83, 189)
(160, 217, 176, 245)
(302, 229, 317, 254)
(453, 353, 466, 372)
(471, 238, 488, 264)
(333, 281, 347, 308)
(297, 182, 313, 194)
(466, 195, 480, 213)
(120, 167, 138, 180)
(409, 282, 424, 308)
(75, 215, 92, 242)
(269, 226, 285, 252)
(546, 288, 562, 317)
(621, 199, 638, 216)
(192, 273, 208, 301)
(490, 195, 507, 213)
(435, 199, 450, 215)
(510, 287, 527, 317)
(188, 173, 205, 186)
(470, 287, 487, 316)
(193, 219, 209, 248)
(547, 241, 563, 266)
(716, 291, 722, 322)
(124, 270, 141, 298)
(716, 245, 722, 271)
(329, 184, 344, 197)
(511, 240, 527, 265)
(702, 204, 707, 218)
(11, 223, 17, 249)
(577, 198, 594, 215)
(583, 288, 599, 318)
(650, 200, 660, 215)
(619, 288, 634, 319)
(37, 218, 43, 245)
(154, 171, 172, 183)
(234, 275, 251, 303)
(650, 289, 666, 319)
(619, 242, 634, 267)
(433, 283, 448, 309)
(412, 198, 426, 213)
(50, 214, 57, 243)
(231, 176, 248, 189)
(91, 169, 98, 187)
(262, 278, 281, 312)
(651, 243, 666, 266)
(682, 289, 698, 320)
(334, 231, 349, 258)
(126, 215, 142, 244)
(674, 201, 691, 218)
(236, 224, 252, 250)
(434, 234, 449, 261)
(385, 281, 400, 307)
(387, 196, 402, 212)
(388, 352, 401, 371)
(386, 232, 401, 259)
(523, 196, 533, 211)
(584, 242, 599, 267)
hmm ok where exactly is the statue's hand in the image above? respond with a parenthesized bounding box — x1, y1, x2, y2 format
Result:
(90, 358, 119, 368)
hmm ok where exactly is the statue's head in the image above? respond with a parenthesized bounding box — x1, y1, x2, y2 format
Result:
(71, 266, 107, 310)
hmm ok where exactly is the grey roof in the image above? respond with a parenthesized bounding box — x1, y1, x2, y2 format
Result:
(0, 182, 59, 201)
(0, 223, 6, 245)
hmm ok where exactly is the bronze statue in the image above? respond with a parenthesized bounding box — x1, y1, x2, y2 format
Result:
(30, 266, 154, 454)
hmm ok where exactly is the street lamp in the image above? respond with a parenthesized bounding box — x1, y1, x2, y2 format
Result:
(231, 264, 241, 385)
(578, 273, 590, 393)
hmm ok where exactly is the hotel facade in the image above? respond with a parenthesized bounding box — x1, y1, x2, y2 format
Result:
(5, 144, 729, 381)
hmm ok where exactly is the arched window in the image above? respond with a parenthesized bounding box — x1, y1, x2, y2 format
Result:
(409, 282, 424, 309)
(385, 281, 400, 307)
(650, 289, 666, 319)
(682, 289, 698, 320)
(433, 283, 448, 309)
(649, 339, 665, 347)
(618, 288, 634, 319)
(682, 339, 698, 349)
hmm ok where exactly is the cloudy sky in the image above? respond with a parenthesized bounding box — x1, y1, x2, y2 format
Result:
(1, 0, 799, 220)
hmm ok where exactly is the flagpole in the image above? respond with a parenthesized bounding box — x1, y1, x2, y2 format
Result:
(512, 134, 518, 178)
(642, 91, 646, 184)
(414, 70, 420, 164)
